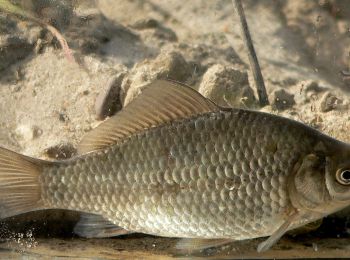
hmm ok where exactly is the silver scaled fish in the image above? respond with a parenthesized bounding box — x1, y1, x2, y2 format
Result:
(0, 80, 350, 252)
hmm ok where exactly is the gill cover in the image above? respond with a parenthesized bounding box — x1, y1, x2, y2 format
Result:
(289, 153, 330, 212)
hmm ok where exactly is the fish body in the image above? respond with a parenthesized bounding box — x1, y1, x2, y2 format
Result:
(44, 109, 317, 238)
(0, 80, 350, 251)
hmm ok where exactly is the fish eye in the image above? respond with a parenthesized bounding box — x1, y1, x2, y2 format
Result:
(336, 169, 350, 185)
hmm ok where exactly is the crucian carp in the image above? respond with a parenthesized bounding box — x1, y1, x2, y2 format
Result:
(0, 80, 349, 252)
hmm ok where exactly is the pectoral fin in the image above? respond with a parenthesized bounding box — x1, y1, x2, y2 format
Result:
(288, 218, 323, 235)
(257, 211, 299, 252)
(176, 238, 233, 252)
(74, 213, 132, 238)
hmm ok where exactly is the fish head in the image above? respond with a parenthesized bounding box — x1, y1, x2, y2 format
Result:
(324, 144, 350, 202)
(290, 141, 350, 215)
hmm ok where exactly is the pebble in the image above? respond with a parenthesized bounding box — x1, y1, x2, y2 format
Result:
(95, 72, 126, 120)
(45, 142, 77, 160)
(58, 112, 69, 122)
(319, 91, 342, 112)
(198, 64, 256, 108)
(15, 125, 43, 142)
(121, 50, 191, 105)
(131, 18, 177, 42)
(32, 125, 43, 138)
(297, 80, 327, 104)
(130, 18, 159, 30)
(271, 89, 296, 110)
(150, 51, 191, 81)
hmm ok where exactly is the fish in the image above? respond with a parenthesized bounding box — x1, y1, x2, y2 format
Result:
(0, 79, 350, 253)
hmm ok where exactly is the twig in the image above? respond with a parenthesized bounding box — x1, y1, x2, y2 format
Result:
(341, 70, 350, 76)
(0, 0, 75, 62)
(44, 23, 75, 62)
(232, 0, 269, 106)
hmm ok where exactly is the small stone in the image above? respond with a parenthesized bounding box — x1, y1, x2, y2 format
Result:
(121, 51, 191, 106)
(319, 91, 342, 112)
(14, 125, 43, 141)
(150, 51, 191, 81)
(95, 72, 126, 120)
(130, 18, 159, 30)
(45, 142, 77, 160)
(121, 78, 147, 107)
(131, 18, 177, 42)
(302, 80, 324, 94)
(32, 126, 43, 139)
(297, 80, 327, 104)
(198, 64, 256, 108)
(271, 89, 296, 110)
(26, 25, 43, 45)
(58, 112, 69, 122)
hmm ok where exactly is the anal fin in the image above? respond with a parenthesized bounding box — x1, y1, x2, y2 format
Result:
(74, 213, 132, 238)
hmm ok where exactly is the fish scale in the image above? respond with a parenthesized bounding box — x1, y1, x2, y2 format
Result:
(40, 109, 315, 239)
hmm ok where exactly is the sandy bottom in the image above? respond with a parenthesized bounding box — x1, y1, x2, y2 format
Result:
(2, 236, 350, 259)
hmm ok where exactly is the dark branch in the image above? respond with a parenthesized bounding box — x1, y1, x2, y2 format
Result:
(232, 0, 269, 106)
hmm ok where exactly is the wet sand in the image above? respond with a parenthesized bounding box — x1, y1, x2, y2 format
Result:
(1, 236, 350, 259)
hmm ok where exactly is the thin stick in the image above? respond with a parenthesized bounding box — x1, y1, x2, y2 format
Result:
(232, 0, 269, 106)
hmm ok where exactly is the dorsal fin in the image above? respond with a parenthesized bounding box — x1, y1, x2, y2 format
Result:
(78, 80, 219, 154)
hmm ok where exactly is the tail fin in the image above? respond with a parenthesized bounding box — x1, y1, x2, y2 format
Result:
(0, 147, 47, 218)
